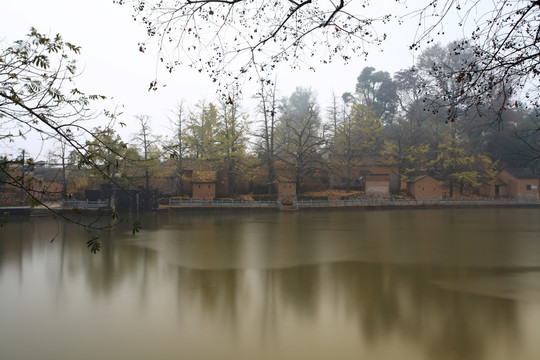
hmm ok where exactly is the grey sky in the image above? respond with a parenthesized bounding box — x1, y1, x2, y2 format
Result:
(1, 0, 473, 159)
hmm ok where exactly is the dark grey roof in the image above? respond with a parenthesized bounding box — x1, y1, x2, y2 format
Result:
(504, 168, 540, 179)
(407, 174, 432, 184)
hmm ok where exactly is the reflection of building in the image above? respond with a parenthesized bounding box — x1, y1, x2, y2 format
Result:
(481, 169, 539, 199)
(407, 175, 443, 200)
(191, 171, 217, 200)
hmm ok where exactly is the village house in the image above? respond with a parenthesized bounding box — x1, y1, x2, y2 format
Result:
(156, 158, 251, 198)
(191, 170, 217, 200)
(0, 162, 66, 205)
(327, 155, 400, 194)
(479, 178, 508, 198)
(483, 169, 540, 200)
(32, 166, 65, 200)
(407, 175, 443, 200)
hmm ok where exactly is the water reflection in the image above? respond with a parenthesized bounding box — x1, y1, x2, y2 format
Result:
(1, 209, 540, 360)
(167, 262, 526, 360)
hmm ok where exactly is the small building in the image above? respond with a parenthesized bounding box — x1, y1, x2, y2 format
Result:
(277, 181, 297, 204)
(480, 178, 508, 198)
(496, 169, 539, 200)
(407, 175, 443, 200)
(365, 174, 390, 198)
(326, 155, 400, 194)
(191, 171, 217, 200)
(85, 185, 159, 212)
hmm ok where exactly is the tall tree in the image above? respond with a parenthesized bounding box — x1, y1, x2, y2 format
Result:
(383, 119, 425, 191)
(482, 108, 540, 172)
(216, 95, 250, 195)
(81, 126, 131, 185)
(46, 140, 69, 199)
(277, 87, 325, 193)
(185, 101, 219, 159)
(410, 1, 539, 111)
(429, 131, 497, 197)
(415, 41, 518, 128)
(132, 114, 159, 191)
(333, 102, 384, 191)
(393, 68, 434, 128)
(354, 67, 398, 124)
(325, 92, 342, 151)
(253, 80, 280, 193)
(163, 101, 189, 195)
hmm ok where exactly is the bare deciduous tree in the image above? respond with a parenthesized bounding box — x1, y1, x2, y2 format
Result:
(119, 1, 538, 110)
(253, 80, 280, 193)
(164, 101, 189, 195)
(277, 87, 325, 193)
(118, 0, 390, 88)
(132, 114, 159, 191)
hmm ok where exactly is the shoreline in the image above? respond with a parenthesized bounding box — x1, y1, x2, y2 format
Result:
(2, 199, 540, 218)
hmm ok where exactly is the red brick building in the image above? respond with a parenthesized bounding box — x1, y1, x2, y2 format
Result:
(495, 169, 539, 199)
(191, 171, 217, 200)
(407, 175, 443, 200)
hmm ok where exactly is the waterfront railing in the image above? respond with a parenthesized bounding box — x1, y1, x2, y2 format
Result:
(293, 198, 540, 209)
(63, 199, 110, 209)
(169, 198, 283, 210)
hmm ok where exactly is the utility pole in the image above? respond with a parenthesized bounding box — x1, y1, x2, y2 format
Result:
(20, 149, 25, 202)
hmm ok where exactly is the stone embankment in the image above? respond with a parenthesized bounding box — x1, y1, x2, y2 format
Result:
(292, 198, 540, 210)
(2, 198, 539, 217)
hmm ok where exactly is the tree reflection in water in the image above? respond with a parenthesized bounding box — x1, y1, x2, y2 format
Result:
(1, 209, 540, 360)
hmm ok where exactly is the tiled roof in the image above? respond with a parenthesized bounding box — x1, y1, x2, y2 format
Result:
(191, 170, 217, 183)
(504, 168, 539, 179)
(408, 175, 429, 184)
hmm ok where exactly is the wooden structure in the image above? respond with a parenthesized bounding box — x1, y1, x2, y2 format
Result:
(407, 175, 443, 200)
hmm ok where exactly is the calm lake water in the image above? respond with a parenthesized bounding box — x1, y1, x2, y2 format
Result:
(1, 208, 540, 360)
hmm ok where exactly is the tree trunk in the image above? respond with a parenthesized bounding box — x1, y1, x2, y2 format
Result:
(267, 158, 276, 194)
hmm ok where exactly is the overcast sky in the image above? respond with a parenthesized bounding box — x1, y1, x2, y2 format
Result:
(1, 0, 472, 159)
